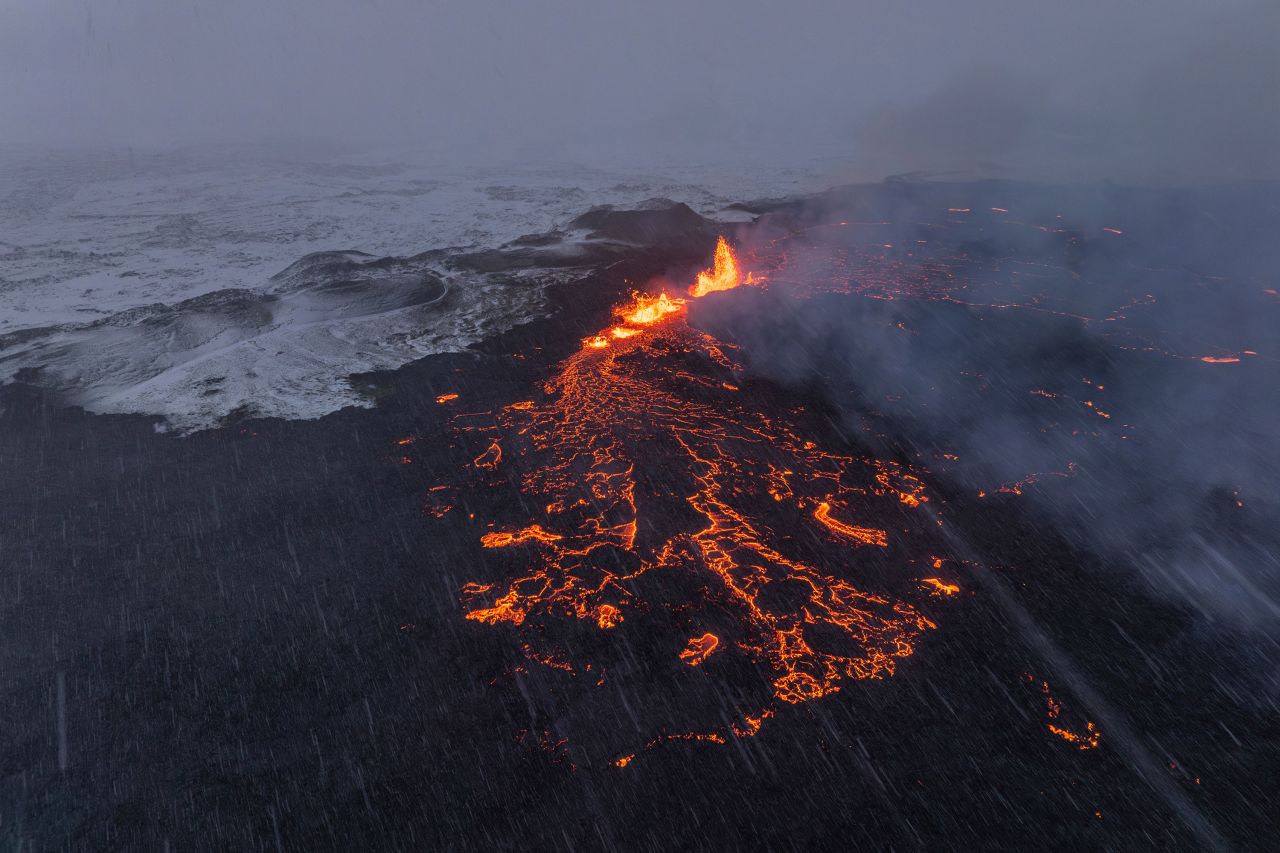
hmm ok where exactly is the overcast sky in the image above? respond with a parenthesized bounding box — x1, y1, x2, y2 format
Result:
(2, 0, 1276, 179)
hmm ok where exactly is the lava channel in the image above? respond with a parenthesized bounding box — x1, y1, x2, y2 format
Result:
(455, 236, 954, 761)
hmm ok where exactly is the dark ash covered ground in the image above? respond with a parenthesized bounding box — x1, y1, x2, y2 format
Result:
(2, 181, 1278, 851)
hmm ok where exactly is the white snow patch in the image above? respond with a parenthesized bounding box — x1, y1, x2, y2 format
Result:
(0, 147, 826, 431)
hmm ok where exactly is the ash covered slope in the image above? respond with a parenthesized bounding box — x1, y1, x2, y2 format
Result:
(0, 199, 718, 431)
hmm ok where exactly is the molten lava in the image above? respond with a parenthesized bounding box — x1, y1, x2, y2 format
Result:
(455, 235, 951, 761)
(921, 578, 959, 597)
(813, 501, 890, 547)
(621, 291, 686, 325)
(679, 633, 720, 666)
(1030, 675, 1101, 751)
(689, 235, 757, 297)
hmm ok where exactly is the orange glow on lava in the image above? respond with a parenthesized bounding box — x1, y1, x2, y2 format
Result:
(1031, 676, 1101, 750)
(813, 502, 889, 547)
(1050, 720, 1101, 749)
(921, 578, 959, 596)
(454, 233, 949, 760)
(679, 633, 720, 666)
(481, 525, 564, 549)
(621, 291, 686, 325)
(595, 604, 623, 629)
(689, 236, 756, 297)
(473, 439, 502, 470)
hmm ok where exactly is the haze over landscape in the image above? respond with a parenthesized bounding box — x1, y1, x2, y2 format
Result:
(2, 2, 1278, 851)
(3, 0, 1277, 181)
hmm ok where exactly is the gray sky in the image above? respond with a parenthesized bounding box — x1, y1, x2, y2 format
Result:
(2, 0, 1276, 179)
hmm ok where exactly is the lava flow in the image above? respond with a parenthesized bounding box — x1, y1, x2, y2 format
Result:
(456, 236, 951, 760)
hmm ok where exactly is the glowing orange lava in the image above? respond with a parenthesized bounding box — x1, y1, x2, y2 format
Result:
(679, 633, 720, 666)
(689, 235, 757, 297)
(481, 525, 564, 549)
(457, 234, 947, 759)
(473, 439, 502, 470)
(1030, 675, 1101, 750)
(622, 291, 687, 325)
(595, 603, 623, 629)
(813, 502, 889, 547)
(921, 578, 959, 596)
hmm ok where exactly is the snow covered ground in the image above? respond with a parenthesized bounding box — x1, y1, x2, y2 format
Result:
(0, 146, 828, 430)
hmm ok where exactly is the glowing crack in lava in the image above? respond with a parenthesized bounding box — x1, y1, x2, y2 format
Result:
(679, 632, 720, 666)
(458, 236, 948, 758)
(1028, 675, 1102, 751)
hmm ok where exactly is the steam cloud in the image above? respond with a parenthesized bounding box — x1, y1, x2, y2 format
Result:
(695, 181, 1280, 630)
(851, 1, 1280, 183)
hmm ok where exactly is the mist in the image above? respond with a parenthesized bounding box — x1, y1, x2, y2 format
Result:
(6, 3, 1280, 848)
(3, 0, 1276, 180)
(693, 180, 1280, 630)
